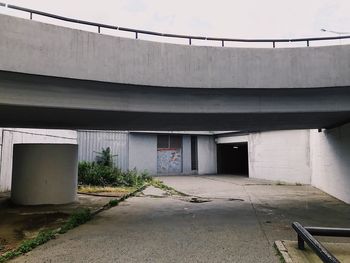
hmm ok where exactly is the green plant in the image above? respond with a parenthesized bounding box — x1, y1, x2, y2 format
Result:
(59, 209, 91, 234)
(78, 159, 152, 188)
(108, 199, 120, 207)
(95, 147, 117, 167)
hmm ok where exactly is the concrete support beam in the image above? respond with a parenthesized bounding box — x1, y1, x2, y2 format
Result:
(11, 144, 78, 205)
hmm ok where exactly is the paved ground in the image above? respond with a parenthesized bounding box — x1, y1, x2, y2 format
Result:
(11, 175, 350, 263)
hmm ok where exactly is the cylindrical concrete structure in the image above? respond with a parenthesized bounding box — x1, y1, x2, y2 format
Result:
(11, 144, 78, 205)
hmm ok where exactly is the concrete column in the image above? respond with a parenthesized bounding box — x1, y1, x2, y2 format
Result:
(11, 144, 78, 205)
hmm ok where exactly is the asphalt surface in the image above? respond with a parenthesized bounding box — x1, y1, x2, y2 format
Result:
(11, 175, 350, 263)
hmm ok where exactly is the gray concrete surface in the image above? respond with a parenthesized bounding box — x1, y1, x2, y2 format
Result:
(1, 14, 350, 131)
(11, 176, 350, 263)
(1, 14, 350, 89)
(1, 71, 350, 131)
(11, 144, 78, 205)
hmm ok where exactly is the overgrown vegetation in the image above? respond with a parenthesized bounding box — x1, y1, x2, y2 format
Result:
(78, 147, 152, 187)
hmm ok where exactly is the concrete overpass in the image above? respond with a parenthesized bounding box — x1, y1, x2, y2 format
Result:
(1, 11, 350, 205)
(1, 14, 350, 131)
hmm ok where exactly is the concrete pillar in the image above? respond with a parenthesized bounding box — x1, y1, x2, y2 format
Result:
(11, 144, 78, 205)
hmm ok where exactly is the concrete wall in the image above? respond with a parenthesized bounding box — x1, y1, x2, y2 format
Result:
(0, 128, 77, 192)
(197, 136, 217, 174)
(182, 135, 192, 174)
(77, 130, 129, 171)
(248, 130, 311, 184)
(128, 133, 157, 175)
(216, 131, 312, 184)
(310, 124, 350, 203)
(1, 14, 350, 89)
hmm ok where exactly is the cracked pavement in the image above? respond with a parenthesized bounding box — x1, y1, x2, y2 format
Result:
(12, 175, 350, 263)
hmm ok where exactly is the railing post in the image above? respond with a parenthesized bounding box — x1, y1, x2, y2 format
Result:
(98, 26, 101, 34)
(135, 32, 138, 39)
(189, 38, 192, 45)
(307, 40, 310, 47)
(221, 40, 225, 47)
(30, 12, 32, 20)
(273, 41, 276, 48)
(298, 235, 305, 250)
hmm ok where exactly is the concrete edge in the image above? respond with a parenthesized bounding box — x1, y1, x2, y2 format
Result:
(274, 240, 294, 263)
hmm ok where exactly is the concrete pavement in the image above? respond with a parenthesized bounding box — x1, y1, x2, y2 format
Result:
(12, 175, 350, 263)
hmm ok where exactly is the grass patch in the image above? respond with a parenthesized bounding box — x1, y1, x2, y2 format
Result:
(78, 185, 137, 194)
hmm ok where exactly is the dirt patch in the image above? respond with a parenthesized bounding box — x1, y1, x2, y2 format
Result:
(0, 212, 69, 254)
(0, 186, 136, 257)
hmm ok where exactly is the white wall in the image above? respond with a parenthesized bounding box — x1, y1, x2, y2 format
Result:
(310, 124, 350, 203)
(128, 133, 157, 175)
(248, 130, 311, 184)
(198, 136, 217, 174)
(216, 130, 312, 184)
(0, 128, 77, 192)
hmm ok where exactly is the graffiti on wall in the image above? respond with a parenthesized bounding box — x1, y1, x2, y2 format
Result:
(157, 148, 182, 174)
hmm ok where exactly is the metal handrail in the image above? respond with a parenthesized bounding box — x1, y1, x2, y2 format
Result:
(292, 222, 344, 263)
(2, 3, 350, 48)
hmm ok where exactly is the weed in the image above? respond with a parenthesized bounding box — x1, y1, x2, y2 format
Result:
(58, 209, 91, 234)
(108, 199, 120, 207)
(78, 161, 152, 188)
(151, 180, 188, 196)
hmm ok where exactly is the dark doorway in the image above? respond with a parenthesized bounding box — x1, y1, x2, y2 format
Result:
(217, 142, 248, 176)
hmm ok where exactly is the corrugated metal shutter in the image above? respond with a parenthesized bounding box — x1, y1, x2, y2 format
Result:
(77, 130, 129, 171)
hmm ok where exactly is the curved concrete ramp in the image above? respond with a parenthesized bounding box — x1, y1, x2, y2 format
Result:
(0, 14, 350, 130)
(0, 71, 349, 131)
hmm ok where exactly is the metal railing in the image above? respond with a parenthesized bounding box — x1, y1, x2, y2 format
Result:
(1, 3, 350, 48)
(292, 222, 350, 263)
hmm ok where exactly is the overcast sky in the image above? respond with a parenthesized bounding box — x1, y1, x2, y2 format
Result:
(1, 0, 349, 46)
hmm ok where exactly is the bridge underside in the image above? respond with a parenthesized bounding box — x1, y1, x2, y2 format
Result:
(1, 105, 350, 131)
(1, 71, 350, 131)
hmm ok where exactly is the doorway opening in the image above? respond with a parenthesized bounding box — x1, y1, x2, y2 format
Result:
(217, 142, 248, 176)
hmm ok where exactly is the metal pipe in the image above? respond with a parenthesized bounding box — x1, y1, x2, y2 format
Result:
(306, 226, 350, 237)
(292, 222, 340, 263)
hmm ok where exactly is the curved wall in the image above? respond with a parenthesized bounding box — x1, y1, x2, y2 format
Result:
(11, 144, 78, 205)
(0, 14, 350, 89)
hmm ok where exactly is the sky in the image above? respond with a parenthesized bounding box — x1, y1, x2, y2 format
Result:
(0, 0, 349, 47)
